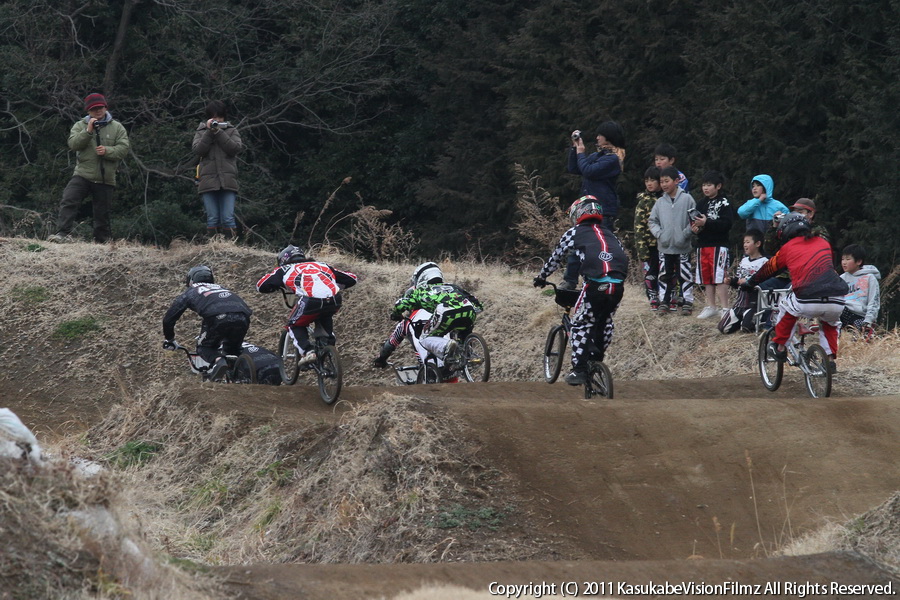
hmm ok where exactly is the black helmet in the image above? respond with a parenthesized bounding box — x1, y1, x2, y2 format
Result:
(277, 245, 307, 266)
(185, 265, 214, 286)
(776, 213, 812, 243)
(574, 200, 604, 225)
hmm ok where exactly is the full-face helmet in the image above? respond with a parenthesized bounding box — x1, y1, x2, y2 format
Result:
(185, 265, 214, 286)
(567, 195, 597, 226)
(411, 261, 443, 288)
(277, 245, 307, 267)
(574, 200, 604, 225)
(776, 213, 812, 243)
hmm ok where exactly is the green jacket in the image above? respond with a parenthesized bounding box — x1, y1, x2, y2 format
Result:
(633, 190, 659, 260)
(193, 122, 242, 194)
(392, 283, 483, 317)
(68, 115, 130, 186)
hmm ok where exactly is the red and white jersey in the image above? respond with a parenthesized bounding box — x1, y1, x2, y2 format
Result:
(257, 260, 358, 299)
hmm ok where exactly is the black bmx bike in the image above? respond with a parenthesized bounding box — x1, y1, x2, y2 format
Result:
(540, 283, 613, 399)
(390, 321, 491, 385)
(167, 341, 257, 384)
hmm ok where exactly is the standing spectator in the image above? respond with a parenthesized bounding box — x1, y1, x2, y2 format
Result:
(649, 166, 696, 314)
(561, 121, 626, 290)
(691, 170, 735, 319)
(193, 100, 243, 240)
(48, 93, 130, 243)
(737, 174, 788, 233)
(839, 244, 881, 336)
(654, 143, 688, 191)
(634, 166, 663, 311)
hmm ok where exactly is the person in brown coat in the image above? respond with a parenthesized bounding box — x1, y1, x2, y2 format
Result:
(192, 100, 242, 239)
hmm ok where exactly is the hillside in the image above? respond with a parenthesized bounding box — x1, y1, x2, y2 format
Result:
(1, 237, 899, 599)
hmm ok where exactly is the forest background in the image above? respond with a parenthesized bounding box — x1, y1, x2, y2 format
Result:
(0, 0, 897, 319)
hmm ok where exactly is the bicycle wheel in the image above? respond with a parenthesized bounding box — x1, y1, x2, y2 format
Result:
(461, 333, 491, 383)
(230, 353, 257, 384)
(279, 329, 300, 385)
(416, 361, 442, 384)
(316, 345, 343, 404)
(585, 361, 614, 399)
(543, 325, 566, 384)
(803, 344, 832, 398)
(758, 329, 783, 392)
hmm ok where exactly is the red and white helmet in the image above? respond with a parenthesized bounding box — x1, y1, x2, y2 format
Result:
(574, 198, 603, 225)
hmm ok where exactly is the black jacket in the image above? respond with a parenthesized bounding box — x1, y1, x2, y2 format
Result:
(163, 283, 252, 340)
(539, 220, 629, 281)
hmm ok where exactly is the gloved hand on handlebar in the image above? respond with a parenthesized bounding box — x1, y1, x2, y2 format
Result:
(162, 339, 177, 350)
(389, 311, 403, 322)
(739, 282, 755, 292)
(532, 276, 547, 288)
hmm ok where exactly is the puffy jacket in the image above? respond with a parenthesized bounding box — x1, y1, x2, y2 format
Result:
(633, 190, 660, 259)
(193, 122, 242, 194)
(748, 236, 848, 299)
(737, 174, 789, 232)
(566, 147, 622, 217)
(68, 113, 130, 186)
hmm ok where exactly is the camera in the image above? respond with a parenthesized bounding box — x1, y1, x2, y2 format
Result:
(688, 208, 703, 221)
(571, 130, 581, 141)
(210, 120, 229, 130)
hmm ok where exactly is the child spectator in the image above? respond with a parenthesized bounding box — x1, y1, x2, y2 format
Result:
(839, 244, 881, 335)
(691, 170, 735, 319)
(718, 229, 768, 334)
(649, 166, 696, 314)
(737, 174, 788, 233)
(633, 166, 663, 311)
(654, 143, 688, 190)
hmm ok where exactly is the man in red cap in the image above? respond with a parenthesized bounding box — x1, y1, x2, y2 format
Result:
(48, 93, 130, 243)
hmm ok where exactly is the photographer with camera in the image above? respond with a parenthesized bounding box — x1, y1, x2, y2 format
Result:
(48, 93, 130, 244)
(192, 100, 243, 240)
(559, 120, 626, 290)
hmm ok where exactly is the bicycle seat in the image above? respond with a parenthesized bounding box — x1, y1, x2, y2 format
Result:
(796, 323, 818, 336)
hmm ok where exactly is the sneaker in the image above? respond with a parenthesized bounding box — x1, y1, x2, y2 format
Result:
(47, 233, 73, 243)
(669, 302, 679, 312)
(767, 342, 786, 362)
(681, 303, 693, 316)
(207, 357, 228, 381)
(298, 351, 317, 366)
(565, 370, 588, 386)
(442, 340, 459, 362)
(696, 306, 719, 319)
(557, 280, 577, 291)
(649, 300, 660, 312)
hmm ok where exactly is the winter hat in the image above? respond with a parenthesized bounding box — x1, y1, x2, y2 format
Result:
(791, 197, 816, 212)
(84, 93, 107, 111)
(595, 121, 626, 149)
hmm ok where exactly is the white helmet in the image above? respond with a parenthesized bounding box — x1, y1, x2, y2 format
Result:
(411, 261, 443, 288)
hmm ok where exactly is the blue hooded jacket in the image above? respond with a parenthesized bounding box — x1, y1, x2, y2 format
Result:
(737, 174, 789, 232)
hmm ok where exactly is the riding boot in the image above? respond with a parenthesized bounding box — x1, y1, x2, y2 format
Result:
(225, 227, 238, 241)
(373, 341, 394, 369)
(206, 227, 219, 241)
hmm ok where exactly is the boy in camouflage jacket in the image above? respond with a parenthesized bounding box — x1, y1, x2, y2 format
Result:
(633, 166, 662, 310)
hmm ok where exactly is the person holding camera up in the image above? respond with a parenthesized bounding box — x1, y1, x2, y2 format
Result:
(193, 100, 243, 240)
(559, 120, 626, 290)
(48, 93, 130, 244)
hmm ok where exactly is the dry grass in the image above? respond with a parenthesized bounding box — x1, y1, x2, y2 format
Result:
(0, 458, 224, 599)
(73, 387, 537, 567)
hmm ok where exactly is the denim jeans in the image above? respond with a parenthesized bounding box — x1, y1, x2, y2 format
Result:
(202, 190, 236, 228)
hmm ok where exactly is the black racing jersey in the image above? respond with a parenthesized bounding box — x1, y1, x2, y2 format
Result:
(539, 221, 629, 282)
(163, 283, 252, 340)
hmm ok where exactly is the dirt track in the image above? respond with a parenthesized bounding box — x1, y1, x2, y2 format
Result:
(7, 375, 900, 599)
